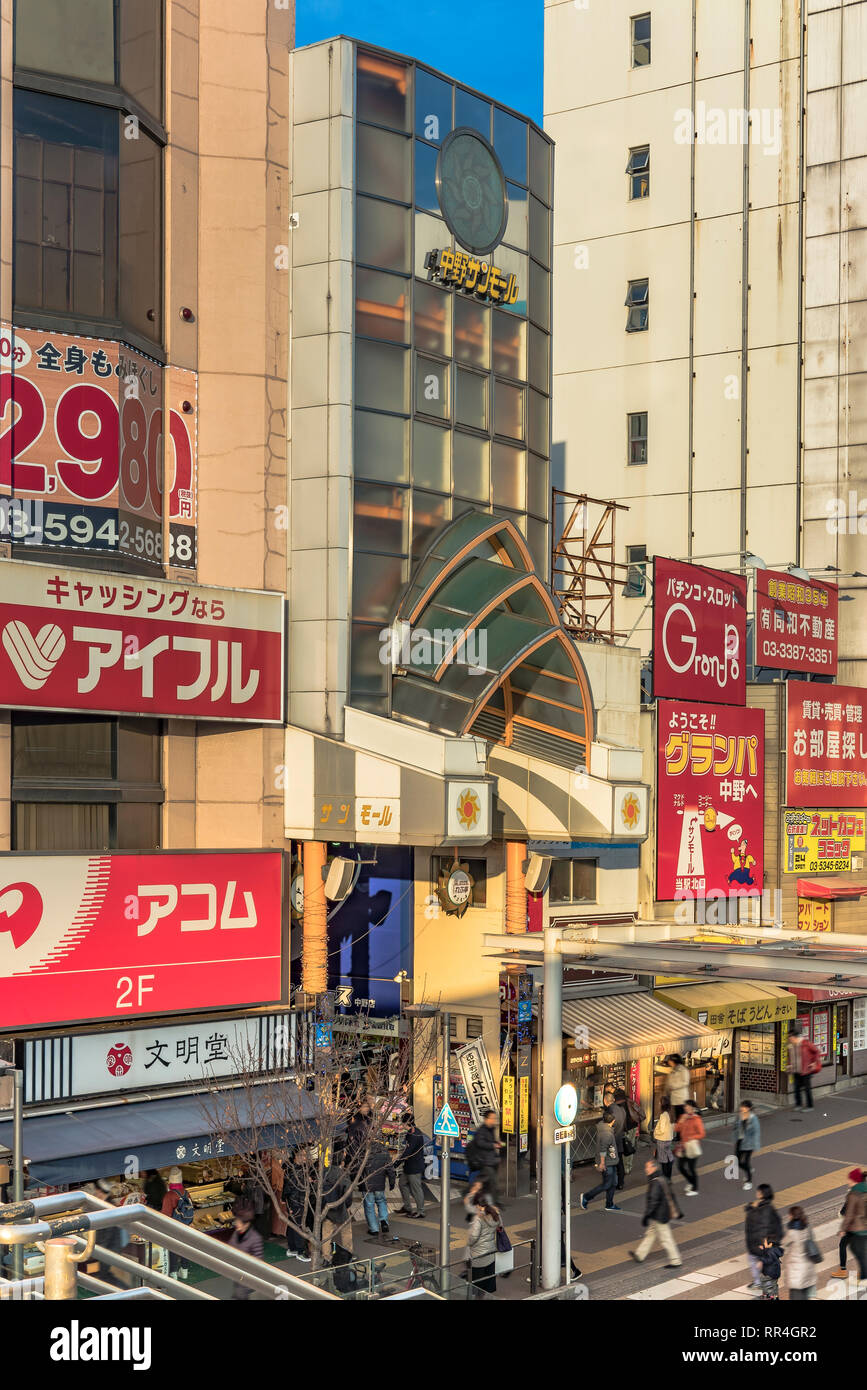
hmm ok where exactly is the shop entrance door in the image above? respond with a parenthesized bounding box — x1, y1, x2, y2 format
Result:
(836, 1003, 851, 1077)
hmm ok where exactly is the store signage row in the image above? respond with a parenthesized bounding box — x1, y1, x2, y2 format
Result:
(22, 1013, 290, 1103)
(0, 558, 284, 722)
(312, 779, 492, 843)
(424, 248, 519, 305)
(783, 807, 866, 874)
(0, 852, 283, 1030)
(652, 557, 747, 706)
(0, 324, 197, 568)
(786, 679, 867, 807)
(755, 571, 838, 676)
(656, 699, 764, 900)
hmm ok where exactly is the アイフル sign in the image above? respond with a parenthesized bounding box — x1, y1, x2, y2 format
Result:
(0, 851, 284, 1029)
(786, 680, 867, 807)
(0, 558, 284, 722)
(653, 557, 747, 705)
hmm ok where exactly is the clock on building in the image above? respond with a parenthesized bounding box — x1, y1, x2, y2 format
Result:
(435, 128, 508, 256)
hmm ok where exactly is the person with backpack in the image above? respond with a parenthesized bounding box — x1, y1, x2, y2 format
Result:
(579, 1107, 622, 1213)
(628, 1158, 683, 1269)
(674, 1099, 705, 1196)
(787, 1022, 819, 1115)
(466, 1109, 503, 1204)
(733, 1100, 761, 1191)
(745, 1183, 783, 1291)
(784, 1205, 820, 1300)
(162, 1167, 195, 1279)
(466, 1197, 501, 1295)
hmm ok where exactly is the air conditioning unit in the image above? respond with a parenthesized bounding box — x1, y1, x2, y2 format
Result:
(323, 857, 357, 903)
(524, 854, 553, 894)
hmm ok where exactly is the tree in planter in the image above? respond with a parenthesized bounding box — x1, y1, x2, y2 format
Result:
(198, 1003, 439, 1275)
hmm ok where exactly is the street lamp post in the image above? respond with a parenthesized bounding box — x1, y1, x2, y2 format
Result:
(404, 1002, 452, 1273)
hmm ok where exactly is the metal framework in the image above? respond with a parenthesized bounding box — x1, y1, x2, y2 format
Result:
(550, 490, 630, 644)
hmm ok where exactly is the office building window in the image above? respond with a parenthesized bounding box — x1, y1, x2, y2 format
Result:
(631, 13, 651, 67)
(625, 544, 647, 596)
(625, 278, 649, 332)
(626, 144, 650, 199)
(628, 411, 648, 464)
(550, 858, 597, 904)
(466, 1017, 484, 1039)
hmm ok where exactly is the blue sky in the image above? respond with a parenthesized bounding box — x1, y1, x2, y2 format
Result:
(297, 0, 544, 123)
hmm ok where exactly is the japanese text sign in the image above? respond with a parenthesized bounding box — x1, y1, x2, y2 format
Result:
(0, 558, 284, 722)
(786, 680, 867, 807)
(425, 248, 519, 305)
(455, 1037, 498, 1127)
(0, 324, 197, 567)
(783, 807, 866, 874)
(653, 557, 747, 705)
(755, 570, 837, 675)
(0, 852, 284, 1030)
(657, 700, 764, 900)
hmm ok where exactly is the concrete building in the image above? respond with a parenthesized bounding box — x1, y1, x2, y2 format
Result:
(545, 0, 867, 682)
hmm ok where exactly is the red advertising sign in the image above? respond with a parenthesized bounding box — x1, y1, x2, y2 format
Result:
(657, 700, 764, 900)
(653, 557, 747, 705)
(0, 852, 284, 1030)
(0, 324, 196, 567)
(0, 558, 284, 723)
(755, 570, 838, 675)
(786, 679, 867, 807)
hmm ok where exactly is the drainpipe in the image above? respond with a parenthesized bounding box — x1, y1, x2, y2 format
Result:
(302, 840, 328, 995)
(540, 919, 562, 1290)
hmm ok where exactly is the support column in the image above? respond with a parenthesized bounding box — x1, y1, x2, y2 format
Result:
(505, 841, 527, 938)
(302, 840, 328, 995)
(541, 921, 562, 1290)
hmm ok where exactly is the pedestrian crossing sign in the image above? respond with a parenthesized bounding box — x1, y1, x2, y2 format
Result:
(433, 1102, 461, 1138)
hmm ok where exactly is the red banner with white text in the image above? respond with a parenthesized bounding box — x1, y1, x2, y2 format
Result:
(786, 679, 867, 807)
(653, 556, 747, 705)
(755, 570, 838, 675)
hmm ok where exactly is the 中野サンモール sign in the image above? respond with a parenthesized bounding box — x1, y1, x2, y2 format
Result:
(425, 248, 519, 305)
(652, 557, 747, 705)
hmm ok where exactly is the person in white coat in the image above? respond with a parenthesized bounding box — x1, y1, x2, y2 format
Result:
(663, 1054, 692, 1119)
(783, 1205, 817, 1300)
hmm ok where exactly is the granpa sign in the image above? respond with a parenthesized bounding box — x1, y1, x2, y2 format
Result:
(652, 556, 747, 706)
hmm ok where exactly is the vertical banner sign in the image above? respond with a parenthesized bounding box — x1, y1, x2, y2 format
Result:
(501, 1074, 516, 1134)
(455, 1037, 499, 1127)
(518, 1074, 529, 1135)
(786, 679, 867, 807)
(755, 571, 838, 675)
(0, 325, 197, 568)
(628, 1060, 640, 1104)
(657, 700, 764, 900)
(653, 557, 747, 705)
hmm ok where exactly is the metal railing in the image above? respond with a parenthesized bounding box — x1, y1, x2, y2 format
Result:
(290, 1236, 537, 1301)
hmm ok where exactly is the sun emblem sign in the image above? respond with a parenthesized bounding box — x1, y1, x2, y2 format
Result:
(435, 128, 508, 257)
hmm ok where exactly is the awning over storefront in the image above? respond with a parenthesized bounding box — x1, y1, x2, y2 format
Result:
(789, 986, 866, 1003)
(654, 980, 796, 1030)
(796, 878, 867, 901)
(0, 1086, 317, 1186)
(562, 992, 729, 1066)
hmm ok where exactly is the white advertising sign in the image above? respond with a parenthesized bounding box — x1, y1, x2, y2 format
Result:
(455, 1036, 498, 1127)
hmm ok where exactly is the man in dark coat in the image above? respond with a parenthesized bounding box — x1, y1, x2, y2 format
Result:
(361, 1139, 396, 1235)
(395, 1112, 426, 1218)
(469, 1109, 504, 1203)
(628, 1159, 682, 1268)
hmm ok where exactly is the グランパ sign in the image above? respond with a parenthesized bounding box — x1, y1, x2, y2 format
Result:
(652, 557, 747, 705)
(0, 852, 283, 1030)
(755, 571, 838, 676)
(656, 700, 764, 900)
(0, 558, 284, 722)
(786, 680, 867, 807)
(0, 324, 197, 567)
(783, 807, 866, 874)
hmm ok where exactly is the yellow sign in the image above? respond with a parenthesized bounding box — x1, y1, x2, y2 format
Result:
(797, 898, 832, 932)
(425, 248, 519, 305)
(518, 1075, 529, 1134)
(783, 808, 866, 874)
(780, 1020, 789, 1073)
(501, 1074, 516, 1135)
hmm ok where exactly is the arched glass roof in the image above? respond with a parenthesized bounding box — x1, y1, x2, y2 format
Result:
(389, 511, 594, 762)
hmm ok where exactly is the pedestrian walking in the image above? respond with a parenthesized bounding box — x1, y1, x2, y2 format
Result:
(787, 1022, 819, 1117)
(784, 1205, 819, 1300)
(611, 1088, 628, 1190)
(466, 1109, 504, 1204)
(628, 1158, 683, 1269)
(361, 1136, 396, 1236)
(346, 1100, 372, 1174)
(830, 1167, 865, 1279)
(840, 1166, 867, 1281)
(758, 1236, 784, 1300)
(143, 1169, 166, 1211)
(745, 1183, 783, 1291)
(733, 1100, 761, 1191)
(622, 1091, 645, 1178)
(674, 1099, 705, 1196)
(395, 1112, 426, 1218)
(162, 1167, 195, 1280)
(466, 1197, 501, 1295)
(664, 1054, 692, 1119)
(281, 1148, 312, 1262)
(579, 1107, 622, 1213)
(653, 1097, 675, 1179)
(228, 1203, 264, 1300)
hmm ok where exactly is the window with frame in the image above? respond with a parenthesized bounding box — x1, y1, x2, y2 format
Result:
(466, 1017, 484, 1040)
(631, 13, 651, 67)
(628, 411, 648, 464)
(626, 145, 650, 199)
(431, 855, 487, 907)
(12, 714, 163, 851)
(549, 858, 597, 905)
(624, 544, 647, 596)
(625, 278, 649, 332)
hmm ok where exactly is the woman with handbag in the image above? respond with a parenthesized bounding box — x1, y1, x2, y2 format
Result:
(784, 1204, 821, 1299)
(466, 1198, 501, 1295)
(674, 1099, 705, 1196)
(653, 1096, 675, 1179)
